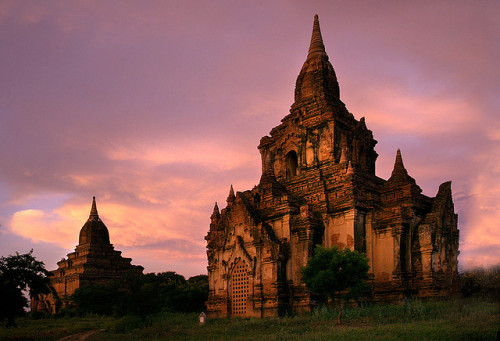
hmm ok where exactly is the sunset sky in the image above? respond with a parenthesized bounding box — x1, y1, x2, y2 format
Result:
(0, 1, 498, 278)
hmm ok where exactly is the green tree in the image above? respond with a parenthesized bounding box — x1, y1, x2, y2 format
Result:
(301, 246, 370, 323)
(68, 271, 209, 317)
(176, 275, 208, 313)
(0, 250, 51, 327)
(71, 283, 124, 315)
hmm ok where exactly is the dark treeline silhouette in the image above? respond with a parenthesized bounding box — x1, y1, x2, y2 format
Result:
(459, 265, 500, 301)
(2, 249, 498, 328)
(62, 271, 208, 317)
(1, 249, 208, 325)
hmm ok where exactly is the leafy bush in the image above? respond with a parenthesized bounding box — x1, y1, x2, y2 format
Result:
(71, 283, 125, 315)
(301, 246, 370, 323)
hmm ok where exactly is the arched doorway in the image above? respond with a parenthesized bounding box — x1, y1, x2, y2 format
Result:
(229, 259, 250, 317)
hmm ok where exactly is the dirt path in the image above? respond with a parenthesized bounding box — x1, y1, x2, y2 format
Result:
(57, 329, 102, 341)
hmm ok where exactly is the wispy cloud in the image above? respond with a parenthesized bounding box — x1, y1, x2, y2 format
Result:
(1, 1, 499, 276)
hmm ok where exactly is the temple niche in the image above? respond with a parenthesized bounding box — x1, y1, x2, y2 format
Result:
(31, 197, 143, 313)
(205, 15, 459, 318)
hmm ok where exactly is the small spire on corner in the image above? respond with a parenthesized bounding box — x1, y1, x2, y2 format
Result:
(393, 148, 405, 174)
(386, 148, 420, 191)
(211, 202, 220, 220)
(227, 185, 236, 203)
(388, 148, 411, 182)
(346, 161, 353, 176)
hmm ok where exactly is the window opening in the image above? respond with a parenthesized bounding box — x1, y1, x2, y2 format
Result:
(286, 151, 298, 179)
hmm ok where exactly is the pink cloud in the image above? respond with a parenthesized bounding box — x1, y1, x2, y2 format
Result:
(357, 86, 478, 136)
(105, 139, 258, 172)
(1, 1, 498, 276)
(9, 197, 208, 255)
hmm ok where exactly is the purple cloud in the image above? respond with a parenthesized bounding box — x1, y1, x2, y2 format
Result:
(0, 1, 498, 275)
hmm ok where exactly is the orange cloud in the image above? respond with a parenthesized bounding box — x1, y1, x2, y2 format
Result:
(7, 162, 227, 254)
(11, 206, 85, 249)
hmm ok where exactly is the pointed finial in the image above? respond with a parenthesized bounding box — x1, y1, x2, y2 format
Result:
(227, 185, 235, 203)
(307, 14, 326, 60)
(386, 148, 420, 191)
(211, 202, 220, 220)
(393, 149, 405, 174)
(388, 148, 411, 181)
(89, 196, 99, 221)
(346, 161, 353, 176)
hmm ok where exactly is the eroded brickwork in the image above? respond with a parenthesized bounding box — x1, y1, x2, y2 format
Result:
(205, 15, 459, 318)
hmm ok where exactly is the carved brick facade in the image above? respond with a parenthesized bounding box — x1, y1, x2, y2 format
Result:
(205, 15, 459, 318)
(31, 197, 143, 313)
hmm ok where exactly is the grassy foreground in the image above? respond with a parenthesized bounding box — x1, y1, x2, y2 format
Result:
(0, 298, 498, 340)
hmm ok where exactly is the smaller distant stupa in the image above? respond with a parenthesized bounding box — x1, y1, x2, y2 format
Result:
(32, 197, 143, 313)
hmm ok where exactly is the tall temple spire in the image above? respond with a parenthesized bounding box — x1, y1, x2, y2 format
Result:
(89, 196, 100, 221)
(294, 14, 340, 105)
(307, 14, 327, 60)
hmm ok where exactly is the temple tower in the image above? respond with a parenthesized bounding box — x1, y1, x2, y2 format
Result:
(31, 197, 143, 313)
(206, 15, 459, 318)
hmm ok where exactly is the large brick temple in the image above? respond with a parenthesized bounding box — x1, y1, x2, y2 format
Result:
(205, 15, 459, 318)
(31, 197, 143, 313)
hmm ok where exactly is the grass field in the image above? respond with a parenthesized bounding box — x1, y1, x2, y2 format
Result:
(0, 297, 498, 340)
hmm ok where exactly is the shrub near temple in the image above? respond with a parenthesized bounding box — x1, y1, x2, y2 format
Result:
(301, 246, 370, 323)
